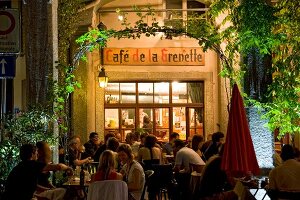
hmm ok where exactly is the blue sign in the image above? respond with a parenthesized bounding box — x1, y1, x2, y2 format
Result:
(0, 56, 16, 78)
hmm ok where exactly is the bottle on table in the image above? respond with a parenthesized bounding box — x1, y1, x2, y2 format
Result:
(80, 166, 85, 187)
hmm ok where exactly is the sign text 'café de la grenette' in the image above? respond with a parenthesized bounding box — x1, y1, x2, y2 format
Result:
(103, 47, 205, 66)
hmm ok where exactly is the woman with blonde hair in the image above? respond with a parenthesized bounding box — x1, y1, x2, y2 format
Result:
(91, 150, 122, 182)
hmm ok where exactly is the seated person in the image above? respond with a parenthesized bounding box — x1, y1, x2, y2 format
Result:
(191, 134, 204, 158)
(173, 139, 205, 173)
(94, 132, 115, 162)
(91, 150, 122, 182)
(173, 139, 205, 199)
(125, 132, 140, 159)
(83, 132, 100, 160)
(106, 137, 121, 171)
(201, 132, 224, 161)
(268, 144, 300, 197)
(68, 135, 93, 169)
(118, 144, 145, 200)
(162, 132, 179, 155)
(138, 134, 162, 170)
(3, 144, 71, 200)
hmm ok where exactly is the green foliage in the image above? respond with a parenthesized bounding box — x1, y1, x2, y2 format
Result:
(72, 2, 300, 141)
(0, 108, 57, 181)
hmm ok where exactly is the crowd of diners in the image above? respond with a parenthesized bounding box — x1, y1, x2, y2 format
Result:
(2, 130, 300, 200)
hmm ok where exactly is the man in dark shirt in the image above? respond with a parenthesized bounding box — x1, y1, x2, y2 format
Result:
(3, 144, 71, 200)
(83, 132, 100, 160)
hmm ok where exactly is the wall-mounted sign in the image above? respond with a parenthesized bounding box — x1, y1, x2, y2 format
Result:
(104, 47, 205, 66)
(0, 55, 16, 79)
(0, 9, 20, 53)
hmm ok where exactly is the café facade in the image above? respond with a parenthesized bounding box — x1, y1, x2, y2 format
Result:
(71, 0, 230, 142)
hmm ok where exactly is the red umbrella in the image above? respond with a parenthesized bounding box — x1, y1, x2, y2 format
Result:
(221, 84, 260, 177)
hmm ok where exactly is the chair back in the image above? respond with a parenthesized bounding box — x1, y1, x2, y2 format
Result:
(140, 170, 154, 200)
(268, 190, 300, 200)
(87, 180, 128, 200)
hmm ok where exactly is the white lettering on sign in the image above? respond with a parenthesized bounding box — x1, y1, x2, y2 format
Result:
(0, 59, 7, 74)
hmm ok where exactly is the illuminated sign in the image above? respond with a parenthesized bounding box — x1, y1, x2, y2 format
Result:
(104, 47, 205, 66)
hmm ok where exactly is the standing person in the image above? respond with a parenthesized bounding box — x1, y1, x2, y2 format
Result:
(3, 144, 71, 200)
(91, 150, 123, 182)
(35, 141, 71, 200)
(162, 132, 179, 155)
(83, 132, 100, 160)
(201, 132, 224, 161)
(117, 144, 145, 200)
(268, 144, 300, 196)
(68, 135, 92, 169)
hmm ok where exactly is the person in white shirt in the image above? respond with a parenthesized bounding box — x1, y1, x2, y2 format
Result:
(173, 139, 205, 173)
(173, 139, 205, 199)
(268, 144, 300, 197)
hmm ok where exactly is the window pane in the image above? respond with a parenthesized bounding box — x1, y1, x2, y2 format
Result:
(172, 82, 187, 103)
(154, 82, 169, 103)
(139, 108, 153, 133)
(188, 82, 204, 103)
(121, 109, 135, 129)
(138, 83, 153, 103)
(173, 107, 186, 140)
(105, 83, 119, 104)
(120, 83, 136, 103)
(155, 108, 169, 142)
(105, 109, 119, 129)
(155, 108, 169, 129)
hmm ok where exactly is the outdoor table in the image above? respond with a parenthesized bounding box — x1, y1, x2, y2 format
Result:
(63, 177, 90, 199)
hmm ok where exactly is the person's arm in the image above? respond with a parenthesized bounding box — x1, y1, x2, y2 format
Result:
(42, 163, 71, 172)
(73, 157, 92, 166)
(116, 172, 123, 181)
(127, 168, 143, 191)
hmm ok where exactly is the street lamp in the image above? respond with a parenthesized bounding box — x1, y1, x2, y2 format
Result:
(98, 67, 108, 88)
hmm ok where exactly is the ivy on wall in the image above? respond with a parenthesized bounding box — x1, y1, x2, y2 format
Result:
(73, 1, 300, 138)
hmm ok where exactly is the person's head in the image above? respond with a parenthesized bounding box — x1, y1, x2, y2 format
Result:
(115, 132, 122, 142)
(107, 137, 119, 152)
(125, 132, 137, 145)
(143, 115, 150, 124)
(280, 144, 295, 161)
(144, 134, 157, 148)
(117, 143, 134, 164)
(140, 132, 149, 145)
(212, 132, 225, 144)
(170, 132, 179, 143)
(36, 141, 51, 163)
(89, 132, 99, 144)
(20, 144, 37, 161)
(104, 132, 115, 143)
(98, 150, 115, 171)
(69, 135, 81, 150)
(173, 139, 185, 154)
(191, 134, 204, 151)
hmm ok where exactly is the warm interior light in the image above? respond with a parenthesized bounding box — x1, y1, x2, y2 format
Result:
(98, 67, 108, 88)
(118, 15, 124, 21)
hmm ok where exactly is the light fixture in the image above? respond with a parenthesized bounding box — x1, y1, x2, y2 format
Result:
(118, 14, 124, 21)
(98, 67, 108, 88)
